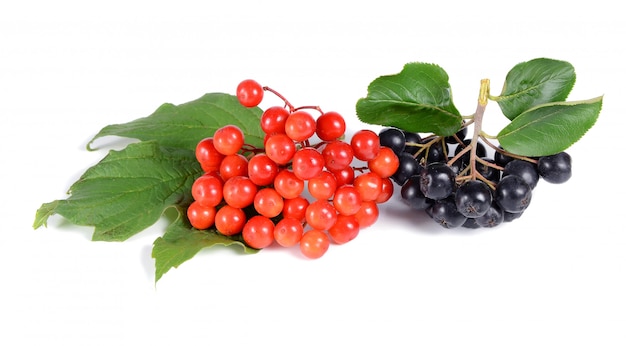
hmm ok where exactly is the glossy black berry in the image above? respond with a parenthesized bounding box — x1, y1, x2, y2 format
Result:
(392, 152, 422, 186)
(420, 162, 456, 200)
(476, 157, 501, 183)
(475, 203, 504, 228)
(379, 127, 406, 155)
(503, 159, 539, 189)
(537, 152, 572, 184)
(494, 147, 515, 167)
(455, 180, 493, 218)
(401, 176, 434, 210)
(402, 131, 422, 155)
(494, 175, 532, 214)
(426, 197, 467, 229)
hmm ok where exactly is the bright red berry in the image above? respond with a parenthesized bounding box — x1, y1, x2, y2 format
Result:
(316, 111, 346, 141)
(351, 129, 380, 161)
(187, 201, 217, 230)
(300, 230, 330, 259)
(242, 215, 275, 249)
(285, 110, 316, 142)
(236, 79, 264, 107)
(213, 125, 245, 156)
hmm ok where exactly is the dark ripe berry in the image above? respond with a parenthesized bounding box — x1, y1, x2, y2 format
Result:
(462, 217, 481, 229)
(495, 175, 532, 214)
(494, 147, 515, 167)
(402, 131, 422, 155)
(454, 139, 486, 165)
(392, 152, 422, 186)
(445, 126, 467, 144)
(379, 127, 406, 155)
(537, 152, 572, 184)
(503, 159, 539, 189)
(420, 162, 456, 200)
(417, 139, 448, 164)
(401, 176, 434, 210)
(476, 158, 501, 183)
(455, 180, 493, 218)
(503, 210, 523, 223)
(474, 203, 504, 228)
(426, 197, 467, 229)
(449, 156, 467, 176)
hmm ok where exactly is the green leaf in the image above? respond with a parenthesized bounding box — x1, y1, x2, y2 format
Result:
(496, 58, 576, 120)
(87, 93, 265, 152)
(33, 141, 203, 241)
(152, 215, 258, 283)
(356, 62, 462, 136)
(497, 96, 602, 157)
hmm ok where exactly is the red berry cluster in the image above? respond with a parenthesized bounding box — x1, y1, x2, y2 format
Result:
(187, 79, 400, 259)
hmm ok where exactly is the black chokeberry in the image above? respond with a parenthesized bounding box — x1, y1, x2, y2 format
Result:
(401, 176, 434, 210)
(503, 159, 539, 189)
(402, 130, 422, 155)
(420, 162, 456, 200)
(537, 152, 572, 184)
(494, 175, 532, 214)
(392, 152, 422, 186)
(426, 197, 467, 229)
(379, 127, 406, 155)
(455, 180, 493, 218)
(474, 203, 504, 228)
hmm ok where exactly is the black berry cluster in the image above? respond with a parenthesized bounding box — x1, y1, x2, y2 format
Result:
(380, 126, 573, 229)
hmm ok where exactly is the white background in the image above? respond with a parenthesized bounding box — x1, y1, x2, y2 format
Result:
(2, 1, 625, 345)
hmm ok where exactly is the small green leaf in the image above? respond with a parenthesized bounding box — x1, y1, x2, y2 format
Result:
(34, 141, 203, 241)
(356, 62, 462, 136)
(496, 58, 576, 120)
(152, 215, 258, 283)
(88, 93, 265, 151)
(497, 96, 602, 156)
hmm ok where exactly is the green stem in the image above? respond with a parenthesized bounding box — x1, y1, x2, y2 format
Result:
(467, 79, 490, 180)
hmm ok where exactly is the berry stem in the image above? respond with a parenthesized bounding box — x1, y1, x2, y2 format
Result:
(263, 86, 295, 112)
(466, 79, 490, 180)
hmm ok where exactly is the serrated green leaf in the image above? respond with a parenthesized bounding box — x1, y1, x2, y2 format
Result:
(496, 58, 576, 120)
(356, 62, 462, 136)
(87, 93, 264, 151)
(497, 96, 602, 156)
(34, 141, 203, 241)
(152, 215, 258, 283)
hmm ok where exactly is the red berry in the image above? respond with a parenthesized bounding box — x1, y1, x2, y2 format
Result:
(236, 79, 264, 107)
(196, 137, 225, 172)
(261, 106, 289, 134)
(328, 214, 360, 244)
(248, 153, 279, 186)
(292, 147, 324, 181)
(285, 110, 316, 142)
(351, 129, 380, 161)
(222, 176, 257, 209)
(254, 187, 284, 218)
(300, 230, 330, 259)
(219, 153, 248, 180)
(273, 217, 304, 247)
(316, 111, 346, 141)
(368, 147, 400, 178)
(242, 215, 275, 249)
(307, 170, 337, 200)
(305, 200, 338, 231)
(333, 185, 362, 216)
(213, 125, 245, 156)
(191, 173, 224, 207)
(187, 201, 216, 230)
(322, 140, 354, 171)
(215, 205, 246, 236)
(265, 133, 296, 165)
